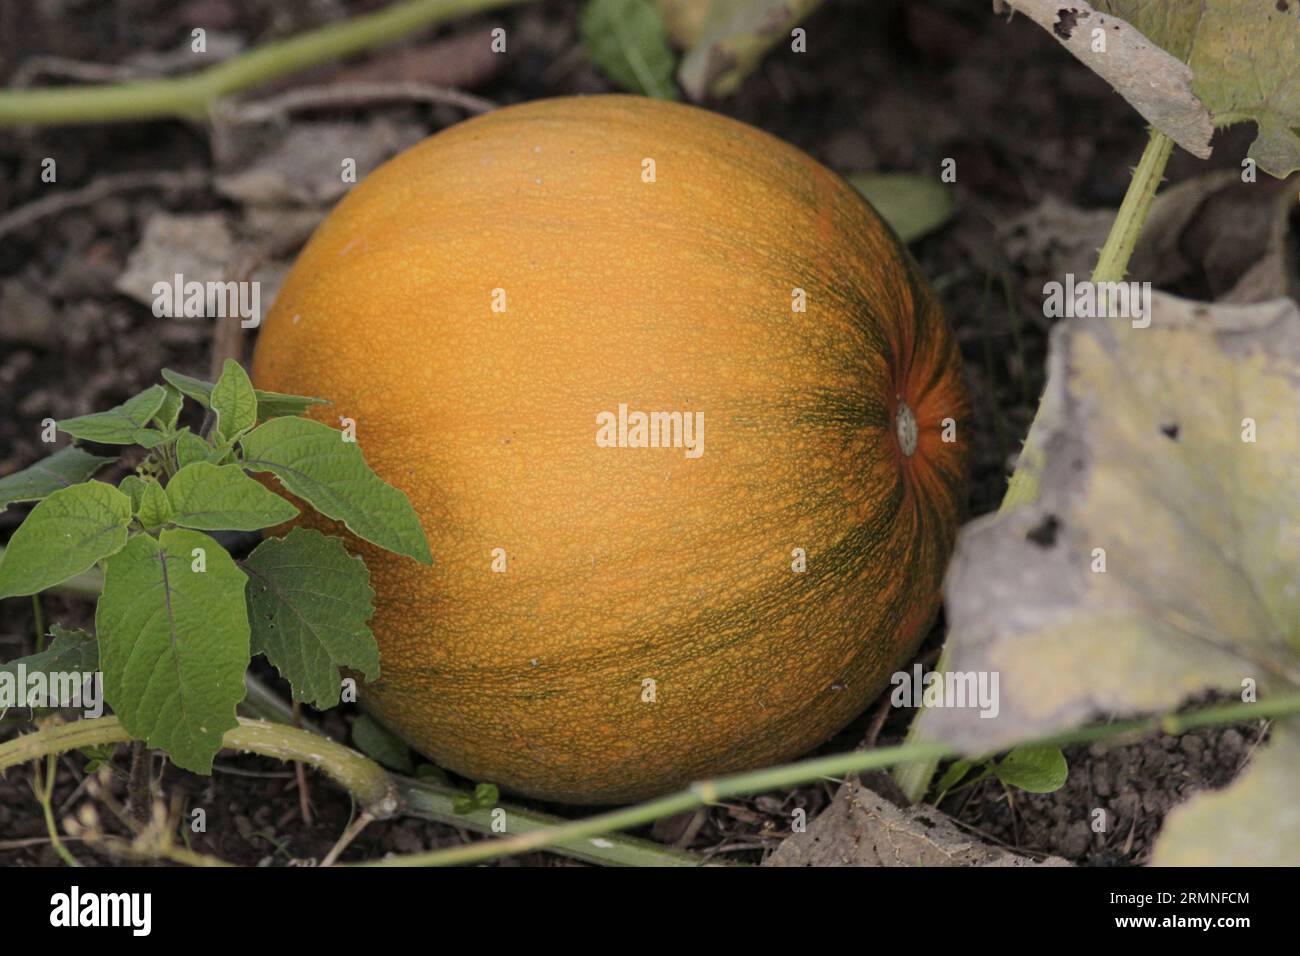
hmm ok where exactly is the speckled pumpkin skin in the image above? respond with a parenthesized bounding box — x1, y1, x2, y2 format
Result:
(251, 95, 968, 804)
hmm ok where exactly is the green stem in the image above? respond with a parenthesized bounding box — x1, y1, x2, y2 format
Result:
(0, 717, 399, 820)
(1001, 128, 1173, 512)
(1091, 130, 1174, 285)
(893, 129, 1177, 803)
(891, 645, 951, 803)
(32, 595, 45, 651)
(393, 777, 716, 867)
(0, 0, 530, 127)
(371, 693, 1300, 867)
(1, 687, 711, 867)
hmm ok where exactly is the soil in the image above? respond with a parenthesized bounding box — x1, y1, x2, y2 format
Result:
(0, 0, 1275, 866)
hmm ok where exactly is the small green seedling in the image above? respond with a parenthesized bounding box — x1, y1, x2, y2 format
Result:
(0, 360, 431, 774)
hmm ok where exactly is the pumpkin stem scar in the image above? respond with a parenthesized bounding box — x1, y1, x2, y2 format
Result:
(895, 400, 919, 457)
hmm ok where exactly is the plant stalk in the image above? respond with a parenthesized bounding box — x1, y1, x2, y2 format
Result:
(374, 693, 1300, 866)
(0, 717, 399, 820)
(0, 0, 531, 127)
(893, 129, 1177, 803)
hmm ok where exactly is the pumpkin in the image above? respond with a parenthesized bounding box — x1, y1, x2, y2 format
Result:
(251, 95, 968, 804)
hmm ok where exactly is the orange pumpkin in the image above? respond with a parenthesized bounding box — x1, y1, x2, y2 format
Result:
(252, 95, 968, 804)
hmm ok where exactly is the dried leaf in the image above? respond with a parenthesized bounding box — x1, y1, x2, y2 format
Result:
(1007, 1, 1300, 176)
(929, 293, 1300, 758)
(1003, 0, 1212, 159)
(677, 0, 824, 100)
(764, 779, 1069, 866)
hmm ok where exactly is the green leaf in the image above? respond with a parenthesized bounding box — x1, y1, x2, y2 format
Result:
(932, 758, 975, 803)
(79, 742, 119, 774)
(0, 624, 100, 691)
(0, 624, 98, 714)
(154, 383, 185, 431)
(243, 528, 378, 710)
(205, 436, 239, 466)
(351, 714, 413, 773)
(993, 745, 1068, 794)
(849, 173, 955, 244)
(160, 369, 216, 408)
(173, 428, 211, 470)
(161, 368, 328, 422)
(96, 529, 250, 774)
(165, 462, 298, 532)
(240, 417, 432, 564)
(136, 479, 172, 530)
(0, 446, 117, 510)
(582, 0, 680, 99)
(452, 781, 500, 814)
(118, 475, 147, 512)
(253, 391, 329, 420)
(0, 481, 133, 599)
(57, 385, 169, 448)
(211, 359, 257, 442)
(451, 794, 476, 814)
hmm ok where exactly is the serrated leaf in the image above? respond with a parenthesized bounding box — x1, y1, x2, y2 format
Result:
(243, 527, 378, 710)
(582, 0, 680, 100)
(1153, 718, 1300, 865)
(0, 624, 98, 712)
(79, 742, 119, 773)
(0, 446, 117, 510)
(240, 417, 432, 564)
(96, 529, 250, 773)
(993, 745, 1068, 794)
(677, 0, 823, 100)
(351, 714, 413, 773)
(0, 624, 100, 700)
(211, 359, 257, 441)
(849, 173, 955, 244)
(57, 385, 168, 448)
(136, 479, 172, 530)
(928, 294, 1300, 763)
(154, 383, 185, 430)
(165, 462, 298, 531)
(162, 367, 327, 421)
(173, 428, 211, 470)
(0, 481, 132, 598)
